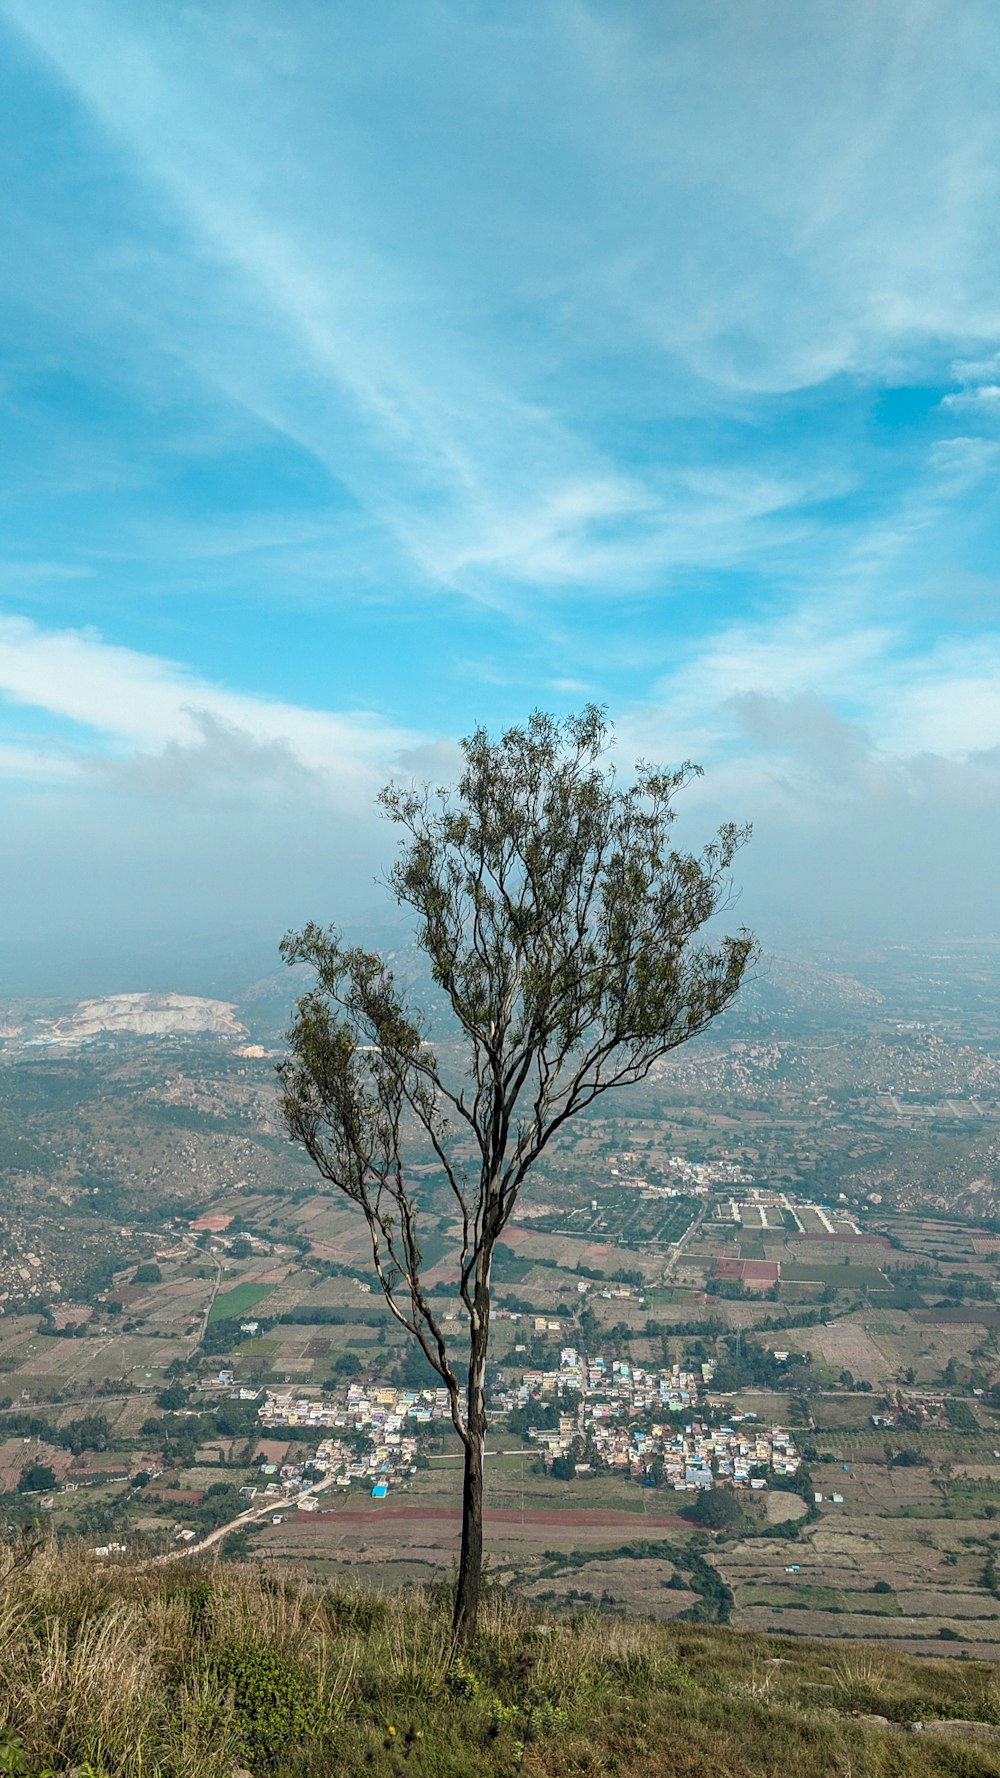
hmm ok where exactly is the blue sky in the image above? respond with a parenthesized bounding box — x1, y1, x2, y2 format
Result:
(1, 0, 1000, 973)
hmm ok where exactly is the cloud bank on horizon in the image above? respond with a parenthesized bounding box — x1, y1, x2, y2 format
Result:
(0, 0, 999, 967)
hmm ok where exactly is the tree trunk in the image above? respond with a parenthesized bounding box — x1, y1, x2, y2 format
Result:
(452, 1297, 489, 1646)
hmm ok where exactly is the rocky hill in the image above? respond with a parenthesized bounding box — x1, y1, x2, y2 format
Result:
(5, 992, 247, 1049)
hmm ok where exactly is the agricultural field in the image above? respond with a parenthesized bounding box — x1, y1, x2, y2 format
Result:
(2, 948, 1000, 1656)
(208, 1282, 276, 1323)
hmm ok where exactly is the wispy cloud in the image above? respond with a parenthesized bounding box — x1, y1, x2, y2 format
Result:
(0, 613, 420, 791)
(5, 0, 999, 605)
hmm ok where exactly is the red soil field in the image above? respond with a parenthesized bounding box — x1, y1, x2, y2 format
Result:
(291, 1505, 687, 1531)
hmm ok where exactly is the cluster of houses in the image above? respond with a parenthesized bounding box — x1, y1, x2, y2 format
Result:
(255, 1348, 800, 1498)
(257, 1382, 456, 1495)
(493, 1347, 712, 1420)
(869, 1392, 941, 1430)
(663, 1156, 751, 1193)
(580, 1418, 802, 1490)
(494, 1346, 801, 1490)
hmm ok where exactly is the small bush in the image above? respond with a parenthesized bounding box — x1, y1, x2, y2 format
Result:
(444, 1660, 480, 1701)
(210, 1640, 326, 1767)
(323, 1590, 389, 1633)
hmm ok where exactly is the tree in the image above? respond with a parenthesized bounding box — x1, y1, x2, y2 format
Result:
(334, 1351, 363, 1377)
(17, 1462, 56, 1494)
(681, 1487, 746, 1529)
(278, 707, 753, 1643)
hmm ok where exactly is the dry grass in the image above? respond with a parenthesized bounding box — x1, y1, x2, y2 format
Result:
(1, 1542, 1000, 1775)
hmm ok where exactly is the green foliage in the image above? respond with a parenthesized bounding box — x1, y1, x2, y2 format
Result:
(0, 1733, 107, 1778)
(279, 709, 755, 1640)
(4, 1551, 1000, 1777)
(1, 1413, 110, 1457)
(210, 1640, 325, 1767)
(526, 1700, 567, 1740)
(16, 1464, 56, 1495)
(681, 1488, 747, 1530)
(323, 1589, 389, 1632)
(444, 1659, 480, 1700)
(945, 1397, 977, 1430)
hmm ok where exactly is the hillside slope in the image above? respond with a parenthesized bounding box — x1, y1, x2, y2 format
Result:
(1, 1545, 1000, 1776)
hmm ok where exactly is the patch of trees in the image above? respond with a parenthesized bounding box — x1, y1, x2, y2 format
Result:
(201, 1314, 277, 1355)
(76, 1257, 119, 1300)
(17, 1462, 57, 1494)
(712, 1339, 811, 1393)
(884, 1444, 930, 1469)
(945, 1398, 978, 1430)
(0, 1411, 111, 1454)
(276, 1306, 375, 1327)
(156, 1383, 188, 1411)
(507, 1399, 560, 1437)
(186, 1482, 246, 1531)
(36, 1316, 89, 1340)
(680, 1488, 747, 1531)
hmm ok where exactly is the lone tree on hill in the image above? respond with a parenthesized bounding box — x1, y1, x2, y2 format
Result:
(278, 707, 754, 1644)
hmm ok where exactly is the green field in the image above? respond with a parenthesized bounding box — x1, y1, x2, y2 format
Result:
(781, 1262, 890, 1290)
(737, 1582, 901, 1616)
(207, 1282, 276, 1323)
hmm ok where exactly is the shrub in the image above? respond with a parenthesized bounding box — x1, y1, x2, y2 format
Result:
(323, 1590, 388, 1633)
(211, 1641, 325, 1767)
(444, 1660, 480, 1700)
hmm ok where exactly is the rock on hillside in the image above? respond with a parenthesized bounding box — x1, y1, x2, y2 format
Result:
(48, 992, 246, 1043)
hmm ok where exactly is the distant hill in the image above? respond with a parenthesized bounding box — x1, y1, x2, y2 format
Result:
(4, 992, 247, 1049)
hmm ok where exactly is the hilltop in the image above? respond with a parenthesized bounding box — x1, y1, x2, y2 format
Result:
(2, 993, 247, 1051)
(1, 1547, 1000, 1776)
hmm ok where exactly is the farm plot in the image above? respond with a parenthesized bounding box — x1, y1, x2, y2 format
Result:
(781, 1262, 891, 1291)
(208, 1282, 276, 1323)
(497, 1226, 661, 1280)
(517, 1557, 697, 1619)
(780, 1319, 894, 1384)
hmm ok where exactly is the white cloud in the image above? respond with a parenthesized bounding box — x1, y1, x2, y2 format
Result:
(941, 384, 1000, 409)
(565, 0, 1000, 392)
(619, 600, 1000, 805)
(0, 612, 420, 790)
(0, 614, 424, 953)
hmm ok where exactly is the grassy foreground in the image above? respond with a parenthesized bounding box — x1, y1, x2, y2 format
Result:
(2, 1546, 1000, 1776)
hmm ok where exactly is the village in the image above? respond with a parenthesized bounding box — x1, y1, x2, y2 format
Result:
(493, 1348, 802, 1488)
(254, 1349, 801, 1499)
